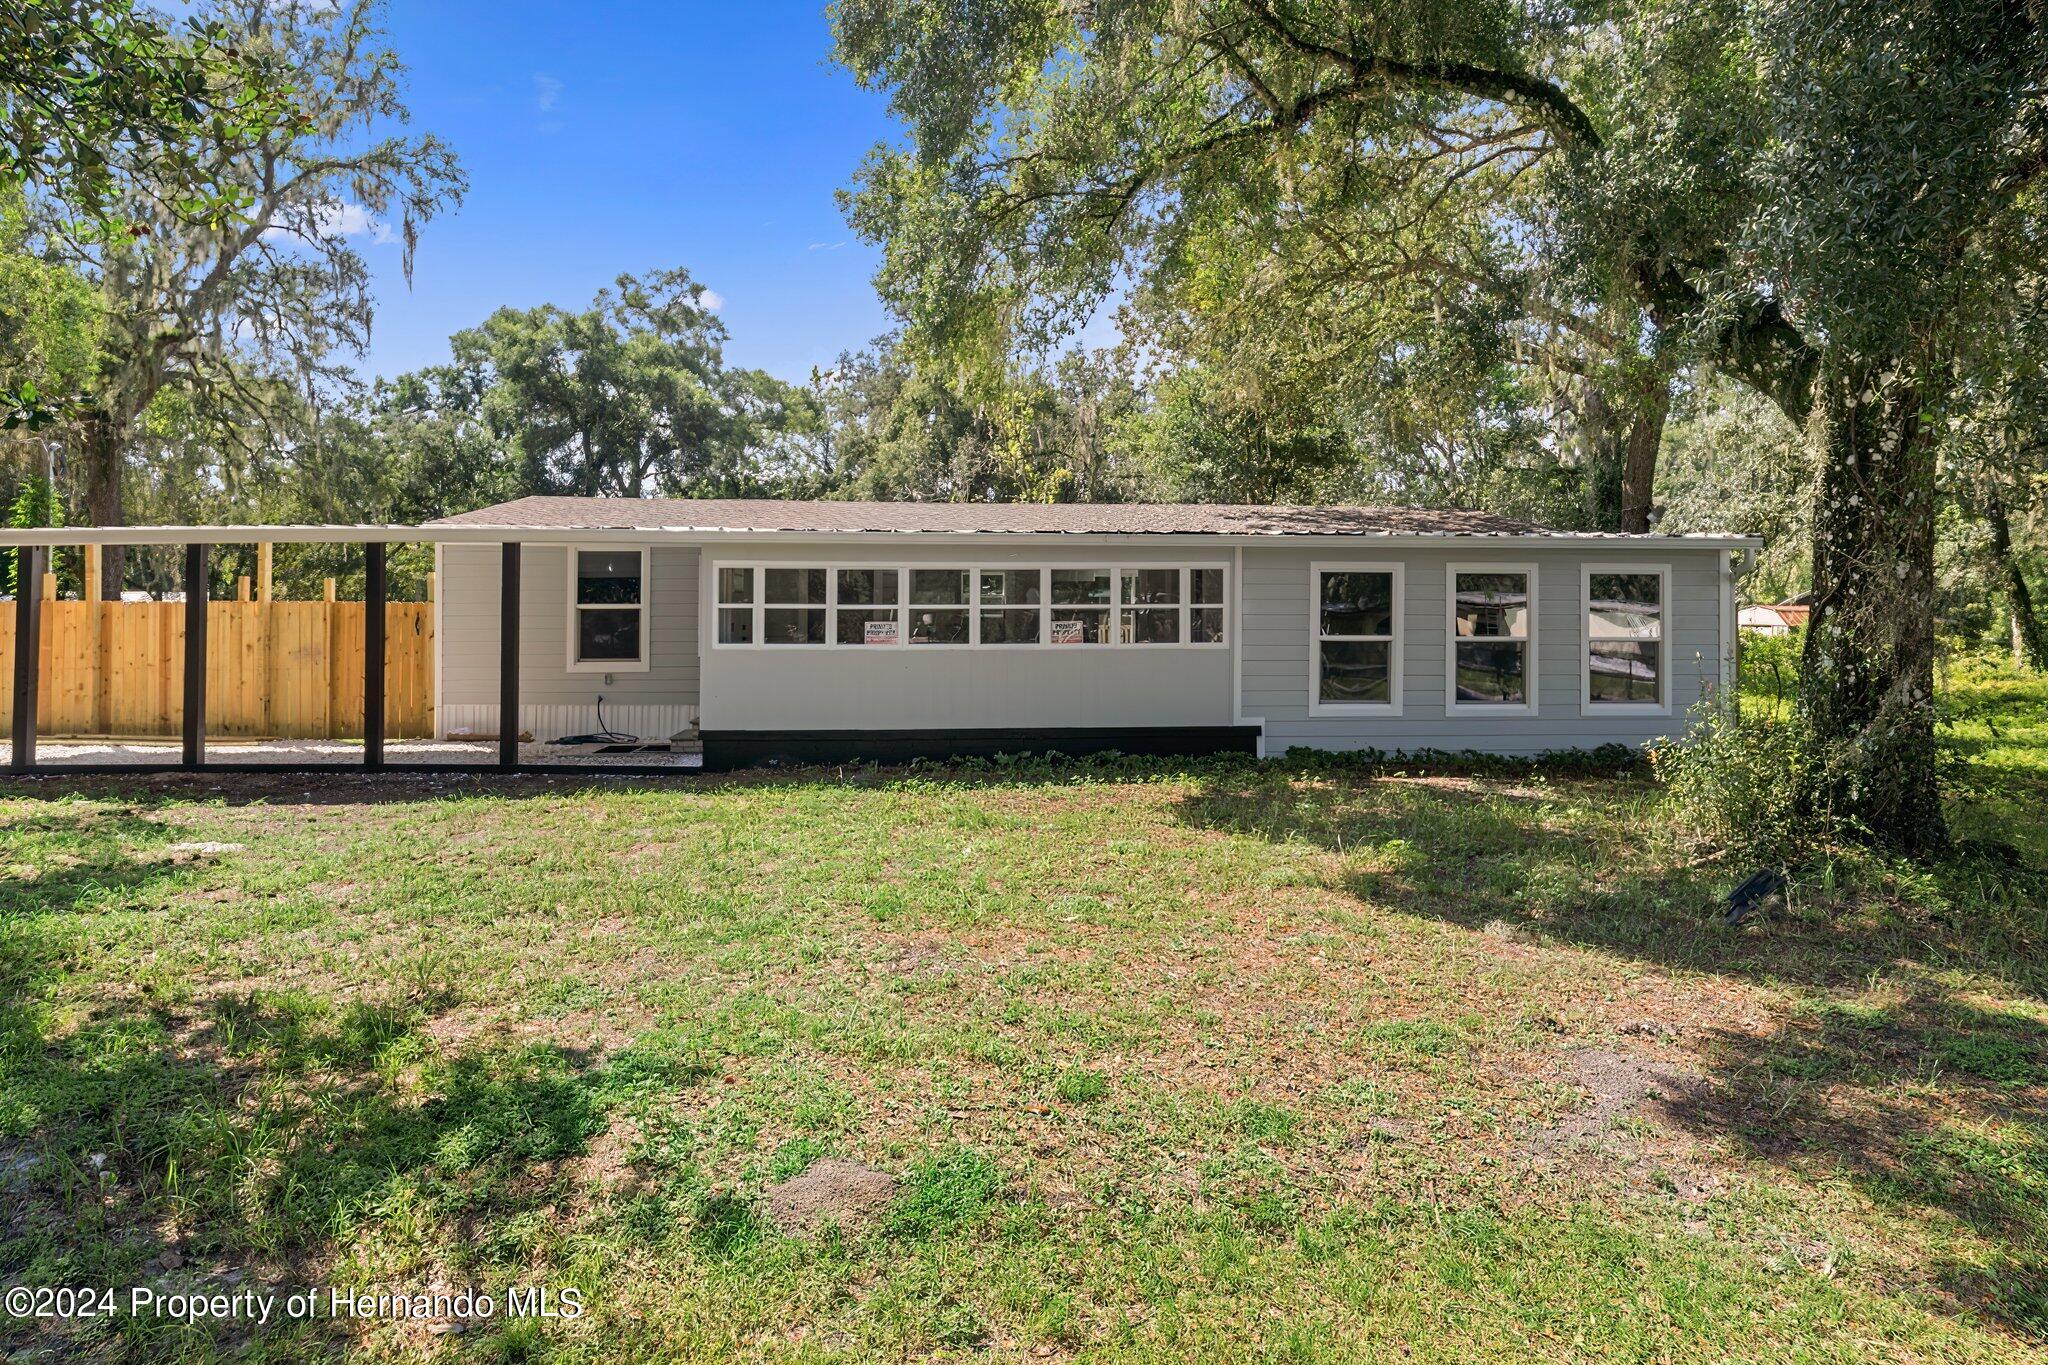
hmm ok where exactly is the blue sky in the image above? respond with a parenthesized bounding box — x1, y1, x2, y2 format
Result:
(352, 1, 898, 385)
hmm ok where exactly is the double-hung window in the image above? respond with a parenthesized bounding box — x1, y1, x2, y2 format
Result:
(1583, 565, 1667, 711)
(1311, 563, 1401, 712)
(1448, 565, 1537, 713)
(569, 548, 649, 671)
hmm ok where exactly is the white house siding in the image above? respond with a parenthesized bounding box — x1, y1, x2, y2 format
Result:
(431, 537, 1729, 754)
(1242, 545, 1728, 755)
(436, 543, 700, 741)
(695, 543, 1236, 732)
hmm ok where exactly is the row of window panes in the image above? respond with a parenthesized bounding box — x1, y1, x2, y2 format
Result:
(716, 567, 1225, 646)
(1314, 568, 1664, 707)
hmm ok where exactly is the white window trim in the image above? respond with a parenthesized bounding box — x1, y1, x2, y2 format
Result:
(1308, 561, 1404, 716)
(1580, 561, 1671, 716)
(1445, 561, 1539, 717)
(565, 545, 651, 673)
(707, 561, 1230, 650)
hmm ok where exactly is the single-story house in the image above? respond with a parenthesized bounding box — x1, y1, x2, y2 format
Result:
(5, 499, 1758, 772)
(424, 497, 1756, 767)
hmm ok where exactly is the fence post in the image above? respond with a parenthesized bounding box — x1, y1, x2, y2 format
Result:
(86, 543, 105, 735)
(500, 542, 520, 768)
(183, 544, 207, 768)
(10, 546, 43, 771)
(364, 542, 385, 769)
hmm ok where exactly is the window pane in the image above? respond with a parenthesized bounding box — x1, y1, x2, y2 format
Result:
(1321, 571, 1393, 637)
(1120, 568, 1179, 605)
(980, 608, 1041, 644)
(1190, 607, 1225, 643)
(979, 570, 1040, 605)
(1319, 640, 1391, 704)
(1049, 608, 1108, 643)
(762, 608, 825, 644)
(909, 569, 969, 605)
(1589, 641, 1660, 703)
(1124, 608, 1180, 644)
(837, 568, 898, 605)
(717, 607, 754, 644)
(906, 607, 969, 644)
(577, 551, 642, 606)
(765, 567, 826, 605)
(1051, 569, 1111, 605)
(716, 566, 753, 604)
(836, 608, 900, 645)
(1454, 641, 1528, 703)
(1589, 573, 1662, 639)
(578, 607, 641, 660)
(1454, 573, 1529, 638)
(1191, 568, 1225, 605)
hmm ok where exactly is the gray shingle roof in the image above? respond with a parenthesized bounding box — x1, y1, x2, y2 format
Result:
(429, 496, 1550, 536)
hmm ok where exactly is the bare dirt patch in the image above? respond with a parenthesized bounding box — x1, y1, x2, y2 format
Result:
(762, 1159, 898, 1236)
(1530, 1047, 1706, 1155)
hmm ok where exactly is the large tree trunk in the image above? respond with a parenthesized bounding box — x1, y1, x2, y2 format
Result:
(1987, 489, 2047, 671)
(1576, 370, 1672, 533)
(80, 408, 126, 597)
(1799, 357, 1946, 854)
(1618, 377, 1670, 535)
(1576, 382, 1624, 529)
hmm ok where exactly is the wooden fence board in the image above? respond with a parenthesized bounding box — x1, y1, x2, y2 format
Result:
(1, 597, 431, 739)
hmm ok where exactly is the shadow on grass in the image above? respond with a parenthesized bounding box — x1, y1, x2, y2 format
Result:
(1173, 765, 2048, 1340)
(0, 911, 693, 1357)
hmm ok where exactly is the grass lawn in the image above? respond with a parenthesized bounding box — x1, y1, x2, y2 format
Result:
(4, 661, 2046, 1362)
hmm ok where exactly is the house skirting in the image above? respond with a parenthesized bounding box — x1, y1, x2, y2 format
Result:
(698, 726, 1261, 771)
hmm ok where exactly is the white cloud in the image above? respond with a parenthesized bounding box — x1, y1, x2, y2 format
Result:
(807, 240, 846, 251)
(699, 288, 724, 311)
(262, 200, 393, 245)
(533, 73, 563, 112)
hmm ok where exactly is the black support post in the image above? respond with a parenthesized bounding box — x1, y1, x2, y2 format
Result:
(499, 541, 520, 768)
(182, 543, 207, 767)
(364, 542, 386, 769)
(10, 546, 43, 772)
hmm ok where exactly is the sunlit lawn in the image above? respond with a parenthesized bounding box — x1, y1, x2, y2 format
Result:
(3, 659, 2045, 1361)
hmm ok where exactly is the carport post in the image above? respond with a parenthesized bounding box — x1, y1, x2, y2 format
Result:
(364, 542, 386, 769)
(182, 543, 207, 767)
(499, 541, 520, 769)
(10, 546, 44, 771)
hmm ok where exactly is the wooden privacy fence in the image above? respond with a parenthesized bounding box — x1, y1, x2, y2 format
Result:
(0, 595, 434, 739)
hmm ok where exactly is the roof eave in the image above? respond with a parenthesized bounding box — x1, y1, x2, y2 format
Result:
(0, 523, 1765, 550)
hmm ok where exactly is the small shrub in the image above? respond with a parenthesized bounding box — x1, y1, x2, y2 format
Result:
(1652, 694, 1822, 864)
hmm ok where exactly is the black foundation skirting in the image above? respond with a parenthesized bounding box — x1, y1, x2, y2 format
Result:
(699, 726, 1261, 771)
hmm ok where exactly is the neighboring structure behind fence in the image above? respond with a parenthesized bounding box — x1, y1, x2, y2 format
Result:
(0, 589, 433, 739)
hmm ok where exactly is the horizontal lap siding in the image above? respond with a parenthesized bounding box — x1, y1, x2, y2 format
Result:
(437, 544, 699, 740)
(1242, 546, 1726, 755)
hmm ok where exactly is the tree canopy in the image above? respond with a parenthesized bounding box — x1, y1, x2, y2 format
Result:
(832, 0, 2048, 850)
